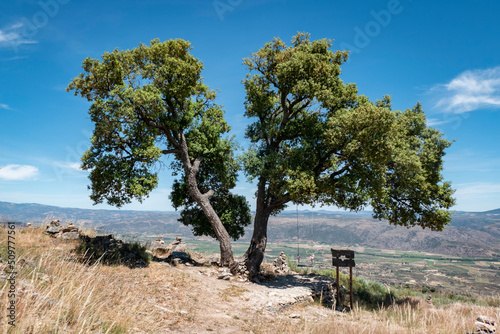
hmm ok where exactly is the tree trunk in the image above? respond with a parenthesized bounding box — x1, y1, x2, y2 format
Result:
(186, 177, 237, 272)
(244, 178, 270, 279)
(244, 207, 269, 279)
(179, 140, 237, 273)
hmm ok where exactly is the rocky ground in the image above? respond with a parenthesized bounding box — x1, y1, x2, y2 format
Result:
(154, 263, 337, 334)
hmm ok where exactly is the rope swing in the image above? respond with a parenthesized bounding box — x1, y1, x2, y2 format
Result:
(296, 204, 300, 264)
(296, 205, 315, 267)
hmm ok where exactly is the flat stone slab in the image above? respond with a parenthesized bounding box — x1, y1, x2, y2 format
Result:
(241, 273, 336, 311)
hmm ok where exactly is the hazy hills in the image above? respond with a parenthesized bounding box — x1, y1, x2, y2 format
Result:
(269, 211, 500, 257)
(0, 201, 190, 238)
(1, 201, 499, 257)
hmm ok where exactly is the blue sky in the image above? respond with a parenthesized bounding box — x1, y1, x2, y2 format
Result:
(0, 0, 499, 212)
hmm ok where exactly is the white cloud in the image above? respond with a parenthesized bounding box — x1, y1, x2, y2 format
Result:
(0, 22, 37, 48)
(455, 182, 500, 196)
(426, 118, 449, 126)
(0, 164, 39, 181)
(54, 161, 83, 171)
(0, 103, 11, 110)
(453, 182, 500, 211)
(432, 66, 500, 114)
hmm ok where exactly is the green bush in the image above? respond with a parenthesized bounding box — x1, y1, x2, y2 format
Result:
(76, 235, 151, 268)
(353, 278, 396, 308)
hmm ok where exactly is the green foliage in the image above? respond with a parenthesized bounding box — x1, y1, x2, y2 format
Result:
(354, 278, 396, 308)
(76, 237, 151, 268)
(67, 39, 250, 242)
(242, 32, 455, 229)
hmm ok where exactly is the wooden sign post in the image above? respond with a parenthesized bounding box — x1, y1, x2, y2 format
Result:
(331, 249, 355, 310)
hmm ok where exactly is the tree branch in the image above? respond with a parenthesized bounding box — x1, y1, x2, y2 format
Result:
(330, 164, 351, 179)
(192, 156, 204, 174)
(269, 193, 292, 211)
(162, 149, 181, 155)
(279, 91, 289, 132)
(203, 189, 215, 199)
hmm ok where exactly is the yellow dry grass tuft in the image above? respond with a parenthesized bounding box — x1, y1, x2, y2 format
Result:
(0, 226, 196, 333)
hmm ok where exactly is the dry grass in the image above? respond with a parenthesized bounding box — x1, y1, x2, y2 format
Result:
(1, 225, 498, 334)
(0, 226, 195, 333)
(220, 284, 249, 302)
(245, 302, 499, 334)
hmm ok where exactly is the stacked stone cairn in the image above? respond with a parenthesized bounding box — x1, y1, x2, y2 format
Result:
(44, 220, 80, 240)
(273, 252, 290, 275)
(471, 315, 497, 334)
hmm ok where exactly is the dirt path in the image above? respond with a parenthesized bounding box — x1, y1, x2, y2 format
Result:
(146, 263, 337, 333)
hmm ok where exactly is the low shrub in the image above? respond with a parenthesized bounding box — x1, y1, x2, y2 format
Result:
(76, 234, 151, 268)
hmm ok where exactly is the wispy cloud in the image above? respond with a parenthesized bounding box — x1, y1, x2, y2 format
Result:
(54, 161, 83, 172)
(0, 56, 28, 61)
(453, 182, 500, 212)
(432, 66, 500, 114)
(0, 103, 12, 110)
(0, 22, 37, 48)
(455, 182, 500, 196)
(426, 118, 449, 126)
(0, 164, 39, 181)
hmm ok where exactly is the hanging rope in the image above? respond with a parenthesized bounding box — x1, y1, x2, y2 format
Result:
(311, 206, 314, 244)
(311, 206, 314, 265)
(296, 204, 300, 264)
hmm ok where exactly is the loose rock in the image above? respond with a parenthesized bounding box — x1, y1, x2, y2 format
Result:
(44, 220, 81, 240)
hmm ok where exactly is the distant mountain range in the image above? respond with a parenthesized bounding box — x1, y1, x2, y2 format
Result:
(1, 201, 499, 257)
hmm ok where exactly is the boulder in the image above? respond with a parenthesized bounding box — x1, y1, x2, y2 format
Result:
(218, 267, 233, 280)
(45, 226, 60, 234)
(61, 223, 78, 233)
(144, 240, 174, 259)
(144, 236, 188, 259)
(61, 231, 80, 240)
(474, 315, 497, 333)
(205, 254, 221, 266)
(172, 243, 186, 253)
(44, 221, 81, 239)
(171, 237, 187, 253)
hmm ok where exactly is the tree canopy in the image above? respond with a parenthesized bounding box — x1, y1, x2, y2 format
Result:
(67, 39, 250, 266)
(242, 32, 455, 276)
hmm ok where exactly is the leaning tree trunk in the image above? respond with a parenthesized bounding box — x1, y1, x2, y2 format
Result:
(186, 171, 237, 272)
(192, 191, 236, 270)
(180, 141, 237, 273)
